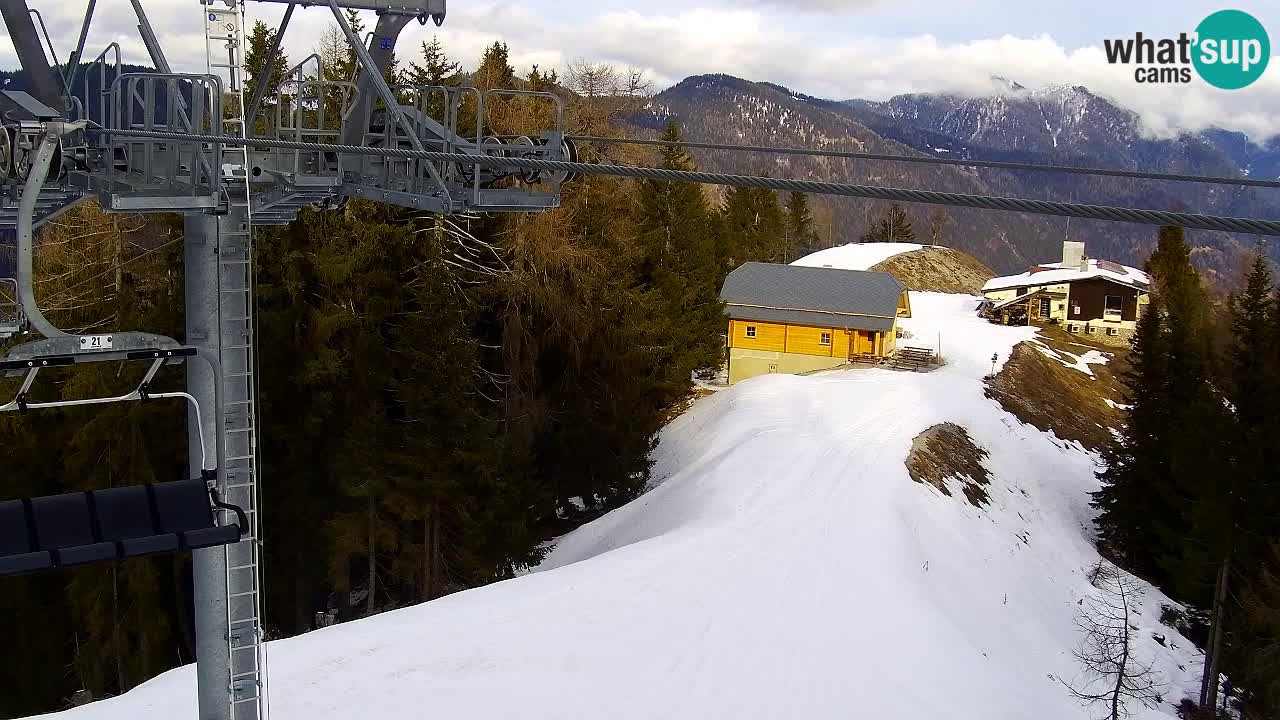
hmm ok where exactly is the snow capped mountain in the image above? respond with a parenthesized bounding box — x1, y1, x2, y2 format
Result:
(636, 75, 1063, 273)
(840, 82, 1280, 285)
(865, 84, 1149, 159)
(639, 74, 1280, 279)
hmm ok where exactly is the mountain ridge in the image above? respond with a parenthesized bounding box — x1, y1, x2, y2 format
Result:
(638, 73, 1278, 279)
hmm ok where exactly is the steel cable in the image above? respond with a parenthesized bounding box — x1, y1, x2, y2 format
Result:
(93, 127, 1280, 236)
(567, 134, 1280, 189)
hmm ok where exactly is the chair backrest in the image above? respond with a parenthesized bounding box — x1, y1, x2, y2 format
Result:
(0, 500, 35, 555)
(30, 493, 98, 550)
(152, 479, 215, 534)
(95, 485, 159, 542)
(2, 479, 240, 577)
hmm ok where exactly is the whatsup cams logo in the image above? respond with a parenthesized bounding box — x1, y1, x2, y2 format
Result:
(1104, 9, 1270, 89)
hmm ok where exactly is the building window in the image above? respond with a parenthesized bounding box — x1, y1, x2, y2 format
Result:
(1107, 327, 1119, 336)
(1068, 324, 1079, 333)
(819, 332, 831, 346)
(745, 325, 757, 338)
(1071, 301, 1081, 316)
(1017, 287, 1029, 296)
(1039, 298, 1051, 317)
(1104, 295, 1123, 320)
(1087, 326, 1097, 334)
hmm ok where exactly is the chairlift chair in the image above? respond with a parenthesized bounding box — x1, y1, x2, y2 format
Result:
(0, 342, 249, 577)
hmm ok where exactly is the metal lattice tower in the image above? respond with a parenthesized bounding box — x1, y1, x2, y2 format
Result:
(203, 2, 268, 718)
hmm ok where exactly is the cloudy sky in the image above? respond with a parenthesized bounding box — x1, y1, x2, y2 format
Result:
(5, 0, 1280, 139)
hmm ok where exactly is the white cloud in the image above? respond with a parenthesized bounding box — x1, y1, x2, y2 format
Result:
(738, 0, 880, 11)
(2, 1, 1280, 140)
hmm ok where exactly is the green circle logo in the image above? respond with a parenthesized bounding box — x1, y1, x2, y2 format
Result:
(1193, 10, 1270, 89)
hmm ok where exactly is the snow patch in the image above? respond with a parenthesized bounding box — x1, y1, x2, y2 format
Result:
(791, 242, 924, 271)
(1031, 340, 1110, 378)
(984, 258, 1150, 293)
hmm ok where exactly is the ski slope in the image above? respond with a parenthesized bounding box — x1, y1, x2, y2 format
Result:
(38, 293, 1203, 720)
(791, 242, 923, 270)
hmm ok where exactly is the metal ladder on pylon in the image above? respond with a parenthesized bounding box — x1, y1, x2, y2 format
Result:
(203, 3, 267, 719)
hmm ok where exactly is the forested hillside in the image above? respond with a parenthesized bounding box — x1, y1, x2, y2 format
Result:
(0, 29, 820, 717)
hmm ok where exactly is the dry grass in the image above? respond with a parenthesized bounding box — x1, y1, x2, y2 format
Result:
(984, 330, 1129, 453)
(871, 246, 995, 295)
(906, 422, 992, 507)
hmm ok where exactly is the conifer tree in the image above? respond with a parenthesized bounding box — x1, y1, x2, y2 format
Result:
(1149, 228, 1231, 602)
(861, 203, 915, 243)
(1216, 252, 1280, 713)
(1093, 293, 1171, 577)
(784, 191, 817, 261)
(635, 121, 724, 382)
(474, 42, 515, 89)
(1225, 251, 1277, 576)
(244, 20, 290, 129)
(722, 186, 785, 264)
(1236, 541, 1280, 718)
(405, 36, 461, 87)
(1093, 226, 1231, 601)
(470, 42, 517, 134)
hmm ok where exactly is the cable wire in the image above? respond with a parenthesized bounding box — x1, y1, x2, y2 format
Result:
(93, 128, 1280, 236)
(568, 134, 1280, 189)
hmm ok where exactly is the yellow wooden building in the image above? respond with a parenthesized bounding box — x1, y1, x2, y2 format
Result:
(720, 262, 911, 385)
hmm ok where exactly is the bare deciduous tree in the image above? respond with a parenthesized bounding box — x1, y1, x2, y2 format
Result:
(1058, 561, 1165, 720)
(34, 203, 160, 333)
(928, 208, 951, 246)
(564, 59, 651, 143)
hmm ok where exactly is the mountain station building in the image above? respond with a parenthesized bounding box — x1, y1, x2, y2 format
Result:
(979, 241, 1150, 346)
(720, 262, 911, 385)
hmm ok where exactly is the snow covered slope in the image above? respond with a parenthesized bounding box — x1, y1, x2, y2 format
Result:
(38, 293, 1203, 720)
(791, 242, 922, 270)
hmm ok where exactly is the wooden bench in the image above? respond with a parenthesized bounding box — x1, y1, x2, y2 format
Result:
(848, 353, 883, 365)
(892, 346, 937, 371)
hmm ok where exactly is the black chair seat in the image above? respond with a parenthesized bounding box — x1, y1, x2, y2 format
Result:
(120, 534, 179, 557)
(153, 479, 240, 549)
(183, 525, 241, 550)
(95, 485, 179, 559)
(56, 542, 117, 566)
(2, 478, 244, 577)
(31, 493, 100, 551)
(0, 500, 51, 576)
(0, 550, 52, 575)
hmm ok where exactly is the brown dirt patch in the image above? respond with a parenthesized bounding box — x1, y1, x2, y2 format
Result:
(871, 246, 994, 294)
(906, 422, 992, 507)
(983, 331, 1129, 452)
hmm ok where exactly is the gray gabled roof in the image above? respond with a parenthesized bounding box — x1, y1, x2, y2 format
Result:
(720, 262, 906, 329)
